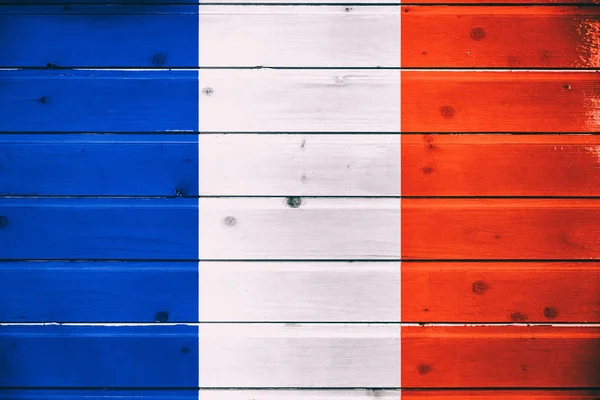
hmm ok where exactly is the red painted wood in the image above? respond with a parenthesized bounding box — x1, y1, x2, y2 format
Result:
(401, 72, 600, 132)
(403, 390, 600, 399)
(401, 134, 600, 196)
(401, 199, 600, 260)
(401, 261, 600, 322)
(402, 6, 600, 68)
(401, 326, 600, 388)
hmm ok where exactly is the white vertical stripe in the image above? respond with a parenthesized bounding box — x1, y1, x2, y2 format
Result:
(398, 9, 402, 392)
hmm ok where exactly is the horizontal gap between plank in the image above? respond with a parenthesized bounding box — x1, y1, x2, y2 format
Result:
(0, 322, 598, 326)
(2, 67, 600, 72)
(2, 132, 600, 135)
(5, 195, 600, 199)
(1, 259, 600, 262)
(1, 387, 598, 391)
(1, 322, 599, 327)
(1, 2, 598, 6)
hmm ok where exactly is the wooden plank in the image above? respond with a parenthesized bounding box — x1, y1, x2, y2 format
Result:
(0, 70, 198, 133)
(402, 72, 600, 133)
(0, 134, 198, 196)
(401, 326, 600, 388)
(201, 390, 600, 399)
(198, 70, 400, 132)
(0, 198, 198, 260)
(199, 6, 399, 67)
(3, 390, 600, 400)
(0, 262, 198, 323)
(7, 71, 594, 133)
(0, 6, 198, 68)
(199, 197, 400, 260)
(0, 6, 399, 68)
(402, 261, 600, 323)
(402, 134, 600, 197)
(1, 325, 598, 388)
(7, 134, 600, 197)
(402, 6, 600, 68)
(198, 324, 600, 388)
(0, 325, 198, 388)
(402, 199, 600, 260)
(3, 261, 599, 323)
(2, 0, 599, 3)
(199, 134, 400, 196)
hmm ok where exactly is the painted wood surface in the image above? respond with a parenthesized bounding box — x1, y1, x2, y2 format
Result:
(199, 197, 400, 260)
(2, 0, 600, 3)
(402, 262, 600, 323)
(402, 72, 600, 133)
(402, 199, 600, 260)
(2, 390, 600, 400)
(5, 6, 598, 68)
(402, 134, 600, 197)
(0, 262, 198, 323)
(5, 71, 599, 133)
(0, 134, 198, 196)
(4, 198, 600, 260)
(0, 325, 198, 388)
(6, 134, 600, 197)
(0, 70, 198, 133)
(0, 6, 399, 68)
(194, 325, 599, 388)
(2, 261, 598, 323)
(402, 6, 600, 68)
(0, 198, 198, 260)
(0, 6, 198, 68)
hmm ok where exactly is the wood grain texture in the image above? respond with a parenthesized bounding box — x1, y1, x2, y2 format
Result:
(402, 6, 600, 68)
(3, 390, 600, 399)
(0, 70, 198, 133)
(402, 72, 600, 133)
(402, 199, 600, 260)
(0, 6, 198, 68)
(0, 325, 198, 388)
(198, 70, 400, 132)
(3, 0, 600, 3)
(0, 198, 198, 260)
(402, 326, 600, 388)
(3, 261, 598, 323)
(0, 262, 198, 323)
(402, 134, 600, 196)
(402, 262, 600, 323)
(199, 198, 400, 260)
(8, 71, 595, 133)
(0, 134, 198, 196)
(199, 6, 399, 67)
(0, 6, 399, 68)
(198, 324, 600, 388)
(199, 134, 400, 196)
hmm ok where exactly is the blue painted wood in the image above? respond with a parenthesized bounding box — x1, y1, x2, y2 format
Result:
(0, 325, 198, 388)
(0, 134, 198, 196)
(0, 6, 198, 68)
(0, 71, 198, 132)
(0, 198, 198, 260)
(0, 261, 197, 322)
(0, 390, 198, 399)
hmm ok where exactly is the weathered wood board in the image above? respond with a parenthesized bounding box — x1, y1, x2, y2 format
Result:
(4, 134, 600, 197)
(1, 261, 598, 323)
(3, 6, 599, 68)
(0, 325, 597, 388)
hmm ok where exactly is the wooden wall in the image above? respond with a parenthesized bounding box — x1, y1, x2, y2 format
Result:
(0, 0, 599, 399)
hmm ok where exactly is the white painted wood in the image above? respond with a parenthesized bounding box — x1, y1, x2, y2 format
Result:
(200, 390, 400, 399)
(200, 0, 400, 3)
(198, 324, 401, 387)
(198, 70, 400, 132)
(199, 6, 400, 67)
(199, 134, 400, 196)
(198, 198, 401, 259)
(199, 261, 400, 321)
